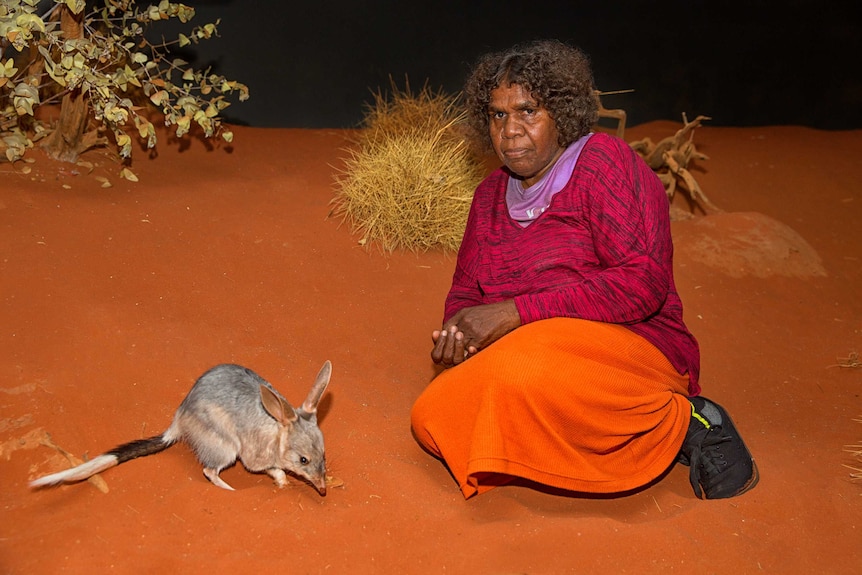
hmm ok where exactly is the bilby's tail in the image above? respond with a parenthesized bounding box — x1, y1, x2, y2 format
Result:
(29, 433, 176, 489)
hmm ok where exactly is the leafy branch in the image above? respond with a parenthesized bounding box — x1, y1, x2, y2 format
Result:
(0, 0, 248, 175)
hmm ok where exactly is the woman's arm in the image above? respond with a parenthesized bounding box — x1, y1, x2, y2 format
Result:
(515, 138, 674, 325)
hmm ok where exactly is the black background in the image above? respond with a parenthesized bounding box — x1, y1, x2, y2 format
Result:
(155, 0, 861, 130)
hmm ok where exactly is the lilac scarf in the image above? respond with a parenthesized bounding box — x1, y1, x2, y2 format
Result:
(506, 133, 593, 226)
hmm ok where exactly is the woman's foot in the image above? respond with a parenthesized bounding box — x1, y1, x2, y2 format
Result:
(678, 396, 759, 499)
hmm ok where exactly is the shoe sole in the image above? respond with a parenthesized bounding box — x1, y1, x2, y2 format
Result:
(733, 459, 760, 497)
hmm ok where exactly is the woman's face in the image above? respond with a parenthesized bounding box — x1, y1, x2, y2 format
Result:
(488, 83, 564, 187)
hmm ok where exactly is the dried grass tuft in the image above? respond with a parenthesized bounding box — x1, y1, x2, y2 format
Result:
(331, 80, 484, 253)
(360, 78, 465, 140)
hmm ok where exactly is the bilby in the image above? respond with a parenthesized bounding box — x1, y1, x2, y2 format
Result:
(29, 361, 332, 495)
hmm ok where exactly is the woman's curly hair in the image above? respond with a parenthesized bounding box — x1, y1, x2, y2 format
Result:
(463, 40, 599, 152)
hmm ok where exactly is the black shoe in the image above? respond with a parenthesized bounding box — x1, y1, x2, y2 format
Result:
(678, 396, 759, 499)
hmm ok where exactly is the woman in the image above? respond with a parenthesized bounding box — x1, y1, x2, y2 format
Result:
(410, 40, 758, 500)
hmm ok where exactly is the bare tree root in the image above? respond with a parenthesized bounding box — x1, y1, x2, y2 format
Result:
(630, 114, 721, 215)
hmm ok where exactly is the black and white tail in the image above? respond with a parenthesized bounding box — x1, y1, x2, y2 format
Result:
(29, 433, 177, 489)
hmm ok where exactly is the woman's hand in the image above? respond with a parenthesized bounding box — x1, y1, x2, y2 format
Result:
(430, 325, 471, 368)
(431, 300, 521, 367)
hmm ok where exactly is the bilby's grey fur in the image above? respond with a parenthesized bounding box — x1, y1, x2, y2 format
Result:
(29, 361, 332, 495)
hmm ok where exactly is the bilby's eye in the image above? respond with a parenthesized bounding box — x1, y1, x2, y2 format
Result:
(300, 456, 309, 465)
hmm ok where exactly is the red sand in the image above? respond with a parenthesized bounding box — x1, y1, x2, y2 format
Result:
(1, 121, 860, 574)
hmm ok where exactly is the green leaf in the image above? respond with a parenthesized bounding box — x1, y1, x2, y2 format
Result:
(149, 90, 168, 106)
(64, 0, 86, 14)
(176, 5, 196, 23)
(175, 115, 191, 138)
(120, 167, 138, 182)
(135, 117, 152, 139)
(46, 64, 67, 87)
(15, 13, 46, 33)
(104, 103, 129, 124)
(1, 58, 18, 78)
(125, 65, 142, 88)
(12, 82, 39, 116)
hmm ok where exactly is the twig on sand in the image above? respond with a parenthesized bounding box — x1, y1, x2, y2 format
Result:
(828, 351, 861, 369)
(40, 433, 109, 493)
(845, 417, 862, 481)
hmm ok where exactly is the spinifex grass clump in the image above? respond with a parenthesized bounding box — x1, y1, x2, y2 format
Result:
(331, 81, 484, 253)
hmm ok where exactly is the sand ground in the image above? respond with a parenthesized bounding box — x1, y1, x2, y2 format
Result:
(1, 120, 861, 574)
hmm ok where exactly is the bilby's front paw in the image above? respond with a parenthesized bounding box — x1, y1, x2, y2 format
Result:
(267, 468, 288, 487)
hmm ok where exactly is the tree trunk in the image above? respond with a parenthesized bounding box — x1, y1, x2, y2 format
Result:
(40, 5, 103, 163)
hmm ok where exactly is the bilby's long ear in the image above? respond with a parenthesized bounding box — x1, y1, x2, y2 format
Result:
(299, 360, 331, 418)
(260, 384, 297, 426)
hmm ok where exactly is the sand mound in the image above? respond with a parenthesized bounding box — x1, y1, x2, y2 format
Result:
(673, 211, 826, 278)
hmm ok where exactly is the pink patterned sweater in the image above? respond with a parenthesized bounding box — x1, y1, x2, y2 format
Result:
(444, 133, 701, 395)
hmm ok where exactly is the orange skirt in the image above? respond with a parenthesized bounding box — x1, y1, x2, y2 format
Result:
(411, 317, 691, 499)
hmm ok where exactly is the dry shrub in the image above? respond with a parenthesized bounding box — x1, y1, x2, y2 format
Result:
(361, 78, 462, 138)
(331, 80, 484, 252)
